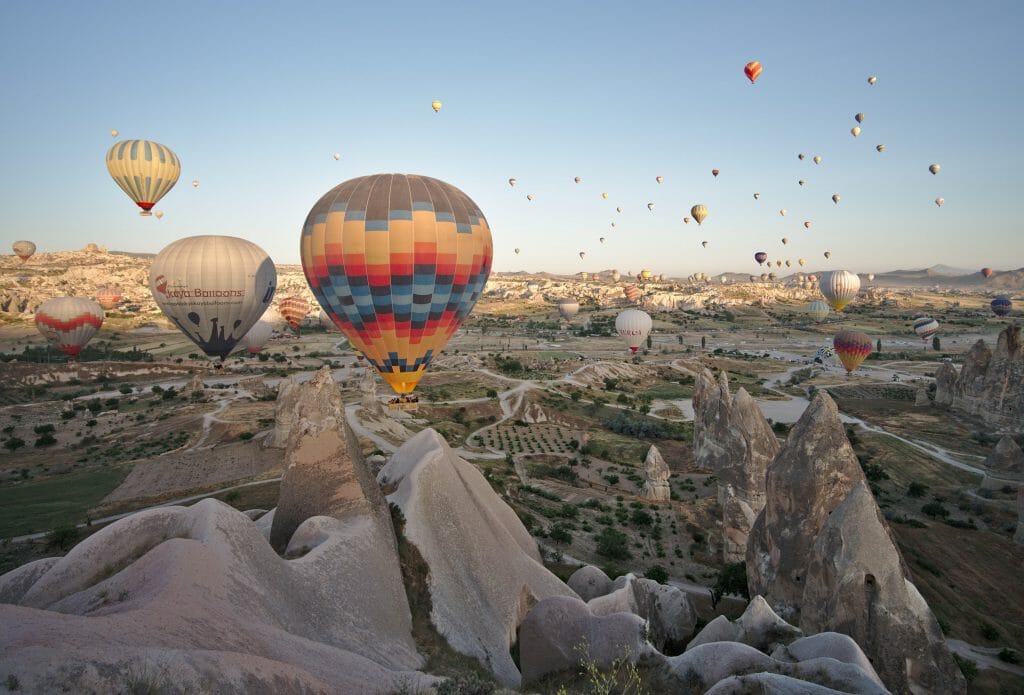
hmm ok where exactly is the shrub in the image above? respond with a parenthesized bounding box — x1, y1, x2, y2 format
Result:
(594, 527, 631, 561)
(953, 654, 978, 683)
(603, 474, 620, 485)
(630, 509, 654, 526)
(45, 525, 81, 551)
(980, 622, 1000, 641)
(34, 433, 57, 447)
(645, 565, 669, 583)
(998, 648, 1021, 665)
(238, 432, 255, 440)
(921, 502, 949, 518)
(3, 437, 25, 451)
(907, 482, 928, 498)
(61, 410, 76, 420)
(33, 424, 55, 435)
(549, 524, 572, 544)
(711, 562, 749, 607)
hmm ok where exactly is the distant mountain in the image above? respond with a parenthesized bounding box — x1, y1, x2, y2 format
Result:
(109, 250, 156, 259)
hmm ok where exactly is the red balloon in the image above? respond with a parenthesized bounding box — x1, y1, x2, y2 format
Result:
(744, 61, 763, 84)
(981, 267, 993, 278)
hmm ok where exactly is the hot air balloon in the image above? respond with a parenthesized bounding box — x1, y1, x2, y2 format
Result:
(615, 309, 653, 353)
(711, 169, 719, 178)
(647, 202, 654, 211)
(192, 179, 199, 188)
(526, 194, 533, 201)
(599, 237, 605, 244)
(769, 272, 778, 280)
(702, 241, 709, 248)
(824, 251, 832, 259)
(110, 129, 119, 138)
(12, 240, 35, 262)
(799, 258, 807, 266)
(690, 204, 709, 225)
(806, 301, 829, 322)
(867, 273, 875, 282)
(855, 113, 865, 123)
(151, 235, 277, 360)
(820, 270, 860, 311)
(655, 175, 663, 184)
(749, 275, 757, 283)
(808, 274, 818, 283)
(241, 320, 273, 354)
(851, 127, 861, 137)
(798, 153, 806, 161)
(279, 296, 310, 332)
(300, 174, 491, 395)
(431, 100, 442, 113)
(991, 296, 1012, 317)
(683, 217, 691, 224)
(640, 269, 653, 281)
(815, 345, 835, 364)
(623, 285, 641, 302)
(155, 210, 164, 220)
(753, 192, 760, 200)
(913, 316, 940, 341)
(602, 192, 609, 199)
(616, 207, 622, 213)
(874, 145, 886, 154)
(574, 176, 581, 184)
(95, 286, 122, 310)
(782, 237, 789, 245)
(514, 247, 521, 255)
(804, 221, 813, 229)
(557, 298, 580, 320)
(929, 164, 941, 175)
(798, 180, 806, 187)
(579, 251, 586, 260)
(832, 194, 841, 204)
(744, 61, 763, 84)
(834, 330, 873, 375)
(780, 209, 787, 217)
(935, 197, 944, 207)
(610, 222, 616, 228)
(981, 268, 993, 278)
(785, 260, 792, 267)
(775, 260, 782, 268)
(580, 272, 589, 282)
(760, 273, 769, 281)
(611, 270, 621, 282)
(813, 156, 822, 165)
(755, 252, 768, 266)
(106, 140, 181, 216)
(35, 297, 104, 359)
(868, 76, 877, 85)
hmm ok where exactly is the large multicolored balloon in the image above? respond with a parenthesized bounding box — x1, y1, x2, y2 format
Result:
(744, 61, 763, 84)
(834, 330, 873, 375)
(95, 286, 122, 310)
(913, 316, 940, 341)
(981, 267, 993, 278)
(755, 252, 768, 266)
(300, 174, 492, 394)
(806, 300, 830, 322)
(691, 204, 708, 225)
(991, 296, 1013, 317)
(12, 240, 35, 262)
(150, 235, 277, 359)
(241, 320, 273, 354)
(623, 285, 641, 303)
(278, 296, 310, 331)
(820, 270, 860, 312)
(557, 298, 580, 319)
(615, 309, 652, 354)
(34, 297, 104, 359)
(106, 140, 181, 216)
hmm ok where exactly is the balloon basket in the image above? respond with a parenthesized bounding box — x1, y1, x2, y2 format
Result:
(388, 401, 419, 412)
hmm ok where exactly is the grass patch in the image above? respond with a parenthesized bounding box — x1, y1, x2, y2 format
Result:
(0, 465, 130, 538)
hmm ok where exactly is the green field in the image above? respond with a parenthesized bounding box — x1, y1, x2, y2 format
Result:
(0, 466, 130, 538)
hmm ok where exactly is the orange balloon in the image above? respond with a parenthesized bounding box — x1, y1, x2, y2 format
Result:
(744, 61, 763, 84)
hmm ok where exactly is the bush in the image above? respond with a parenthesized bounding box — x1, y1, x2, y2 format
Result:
(61, 410, 77, 420)
(645, 565, 669, 583)
(998, 648, 1021, 664)
(238, 432, 255, 441)
(630, 509, 653, 526)
(603, 474, 620, 485)
(980, 622, 1000, 641)
(953, 654, 978, 683)
(711, 562, 750, 607)
(921, 502, 949, 518)
(35, 433, 57, 447)
(33, 423, 55, 435)
(906, 482, 928, 498)
(2, 437, 25, 451)
(45, 525, 81, 551)
(549, 524, 572, 544)
(594, 527, 631, 561)
(435, 671, 496, 695)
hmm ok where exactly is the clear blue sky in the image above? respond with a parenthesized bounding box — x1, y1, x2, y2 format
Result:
(1, 1, 1021, 277)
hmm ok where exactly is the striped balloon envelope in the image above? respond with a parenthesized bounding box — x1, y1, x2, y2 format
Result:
(912, 316, 940, 341)
(35, 297, 104, 359)
(991, 296, 1013, 317)
(806, 300, 830, 322)
(833, 330, 874, 375)
(12, 240, 36, 262)
(820, 270, 861, 312)
(96, 286, 122, 310)
(106, 140, 181, 216)
(278, 296, 310, 332)
(300, 173, 493, 395)
(623, 285, 642, 303)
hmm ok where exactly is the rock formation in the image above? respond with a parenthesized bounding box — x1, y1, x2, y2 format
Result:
(567, 565, 613, 602)
(914, 386, 930, 406)
(693, 368, 781, 563)
(980, 435, 1024, 490)
(801, 481, 966, 694)
(271, 373, 303, 447)
(746, 391, 866, 621)
(270, 366, 392, 553)
(1016, 489, 1024, 545)
(937, 324, 1024, 431)
(181, 373, 205, 397)
(722, 486, 756, 564)
(586, 574, 696, 652)
(379, 428, 576, 688)
(517, 595, 651, 685)
(0, 500, 431, 694)
(239, 375, 272, 399)
(359, 366, 383, 414)
(640, 445, 671, 501)
(933, 361, 958, 406)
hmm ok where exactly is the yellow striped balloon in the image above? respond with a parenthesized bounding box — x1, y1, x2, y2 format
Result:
(106, 140, 181, 216)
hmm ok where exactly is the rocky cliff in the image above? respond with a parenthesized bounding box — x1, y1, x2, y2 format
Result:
(935, 324, 1024, 432)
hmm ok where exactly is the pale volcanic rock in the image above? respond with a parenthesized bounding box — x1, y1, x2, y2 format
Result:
(0, 557, 60, 605)
(800, 481, 966, 694)
(1016, 488, 1024, 545)
(270, 367, 389, 552)
(980, 435, 1024, 490)
(379, 428, 576, 688)
(238, 375, 271, 399)
(667, 642, 776, 688)
(517, 595, 652, 685)
(734, 595, 804, 652)
(933, 361, 958, 406)
(0, 499, 431, 694)
(687, 615, 741, 649)
(586, 574, 697, 652)
(567, 565, 613, 602)
(359, 366, 383, 415)
(722, 485, 757, 564)
(703, 673, 867, 694)
(746, 391, 866, 622)
(933, 326, 1024, 430)
(640, 445, 671, 501)
(181, 373, 205, 396)
(272, 373, 303, 447)
(914, 387, 930, 406)
(773, 632, 883, 686)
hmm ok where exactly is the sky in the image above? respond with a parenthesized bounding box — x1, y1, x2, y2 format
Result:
(1, 0, 1021, 277)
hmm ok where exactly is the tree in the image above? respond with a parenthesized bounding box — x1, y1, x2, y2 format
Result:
(711, 562, 750, 607)
(594, 527, 631, 561)
(645, 565, 669, 583)
(701, 336, 707, 349)
(932, 335, 941, 351)
(646, 335, 653, 349)
(876, 338, 882, 353)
